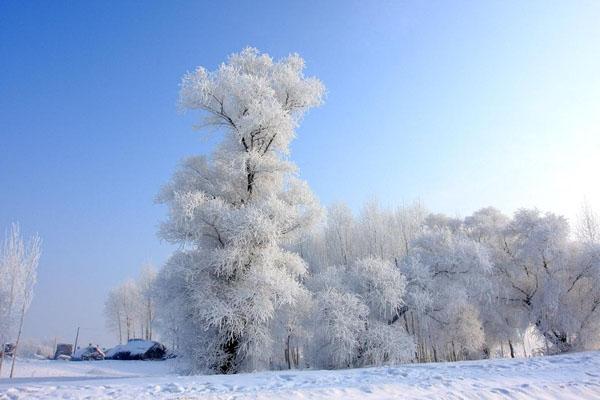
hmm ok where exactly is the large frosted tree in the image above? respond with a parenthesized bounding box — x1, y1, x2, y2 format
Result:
(158, 48, 324, 373)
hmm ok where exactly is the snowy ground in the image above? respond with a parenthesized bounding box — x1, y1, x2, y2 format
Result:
(2, 352, 600, 399)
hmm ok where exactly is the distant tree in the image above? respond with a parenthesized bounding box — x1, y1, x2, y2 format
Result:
(0, 223, 41, 378)
(137, 265, 157, 340)
(104, 266, 157, 344)
(152, 259, 187, 352)
(104, 287, 124, 344)
(576, 201, 600, 244)
(104, 280, 139, 342)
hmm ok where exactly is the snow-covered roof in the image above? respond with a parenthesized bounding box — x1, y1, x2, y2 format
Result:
(105, 339, 159, 359)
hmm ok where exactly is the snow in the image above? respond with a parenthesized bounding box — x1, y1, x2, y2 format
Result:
(2, 351, 600, 399)
(0, 358, 172, 380)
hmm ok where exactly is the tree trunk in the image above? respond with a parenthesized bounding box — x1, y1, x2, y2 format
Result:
(508, 339, 515, 358)
(482, 345, 490, 359)
(9, 303, 27, 378)
(0, 334, 5, 377)
(285, 335, 291, 369)
(73, 327, 80, 354)
(535, 319, 571, 354)
(117, 311, 122, 344)
(220, 336, 239, 374)
(292, 346, 299, 368)
(147, 300, 153, 341)
(451, 341, 457, 361)
(1, 275, 18, 377)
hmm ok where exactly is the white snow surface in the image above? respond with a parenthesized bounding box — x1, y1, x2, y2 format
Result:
(2, 351, 600, 399)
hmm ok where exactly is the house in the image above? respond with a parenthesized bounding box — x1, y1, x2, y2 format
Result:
(105, 339, 166, 360)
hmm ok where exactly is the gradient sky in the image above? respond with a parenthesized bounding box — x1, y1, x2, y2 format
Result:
(1, 1, 599, 346)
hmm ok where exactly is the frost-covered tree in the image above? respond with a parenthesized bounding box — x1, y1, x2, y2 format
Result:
(310, 287, 369, 369)
(498, 210, 571, 352)
(104, 287, 124, 344)
(0, 223, 41, 378)
(104, 266, 158, 344)
(472, 208, 600, 354)
(402, 228, 492, 361)
(157, 48, 324, 373)
(153, 259, 187, 352)
(322, 203, 355, 267)
(576, 201, 600, 244)
(297, 199, 426, 275)
(463, 208, 522, 356)
(137, 265, 157, 340)
(104, 280, 142, 343)
(563, 241, 600, 350)
(308, 257, 414, 369)
(268, 290, 313, 370)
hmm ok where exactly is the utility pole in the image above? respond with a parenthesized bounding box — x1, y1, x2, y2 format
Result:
(73, 327, 80, 353)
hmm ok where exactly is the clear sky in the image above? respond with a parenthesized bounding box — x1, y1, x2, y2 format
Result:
(1, 1, 599, 346)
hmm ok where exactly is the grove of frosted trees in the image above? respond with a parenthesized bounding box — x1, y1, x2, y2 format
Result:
(104, 265, 157, 344)
(106, 48, 600, 374)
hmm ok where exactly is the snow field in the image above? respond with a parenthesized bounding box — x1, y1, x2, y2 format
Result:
(2, 351, 600, 399)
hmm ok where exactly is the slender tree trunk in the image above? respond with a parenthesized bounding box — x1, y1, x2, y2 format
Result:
(147, 300, 153, 340)
(0, 334, 5, 377)
(1, 276, 18, 377)
(293, 346, 299, 368)
(73, 327, 80, 354)
(508, 339, 515, 358)
(285, 335, 291, 369)
(482, 344, 490, 359)
(9, 303, 27, 378)
(117, 311, 122, 344)
(451, 341, 457, 361)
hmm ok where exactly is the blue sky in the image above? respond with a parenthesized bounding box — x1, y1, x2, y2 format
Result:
(1, 1, 599, 345)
